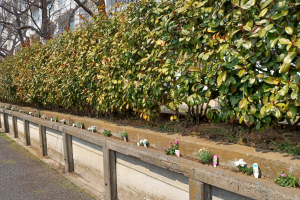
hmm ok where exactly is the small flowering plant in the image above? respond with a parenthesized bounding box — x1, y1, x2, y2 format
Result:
(47, 116, 53, 121)
(28, 112, 33, 116)
(137, 139, 149, 147)
(23, 111, 28, 114)
(77, 122, 84, 129)
(120, 132, 128, 141)
(42, 114, 47, 120)
(234, 159, 253, 175)
(164, 140, 178, 155)
(196, 148, 213, 164)
(53, 116, 58, 122)
(88, 126, 96, 132)
(34, 112, 40, 118)
(60, 119, 65, 124)
(19, 110, 22, 112)
(274, 171, 299, 188)
(69, 118, 75, 126)
(103, 129, 112, 137)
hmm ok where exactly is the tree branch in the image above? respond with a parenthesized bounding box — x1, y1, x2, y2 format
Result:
(73, 0, 94, 16)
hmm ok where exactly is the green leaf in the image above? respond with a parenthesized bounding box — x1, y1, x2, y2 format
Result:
(285, 27, 293, 35)
(189, 67, 200, 72)
(260, 106, 266, 115)
(291, 87, 299, 99)
(264, 24, 273, 31)
(287, 106, 297, 118)
(250, 104, 257, 114)
(243, 41, 252, 49)
(276, 103, 286, 107)
(258, 8, 268, 17)
(238, 69, 246, 77)
(261, 0, 272, 9)
(280, 63, 291, 73)
(279, 38, 292, 45)
(239, 98, 248, 108)
(241, 0, 256, 9)
(258, 28, 267, 37)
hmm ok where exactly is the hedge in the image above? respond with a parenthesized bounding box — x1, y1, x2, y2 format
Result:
(0, 0, 300, 132)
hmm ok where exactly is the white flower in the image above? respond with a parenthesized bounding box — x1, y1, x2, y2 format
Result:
(137, 143, 140, 146)
(60, 119, 65, 122)
(143, 139, 147, 143)
(234, 159, 247, 167)
(19, 110, 22, 112)
(29, 112, 32, 115)
(140, 140, 143, 144)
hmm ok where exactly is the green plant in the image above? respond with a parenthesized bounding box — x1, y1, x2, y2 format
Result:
(274, 172, 299, 188)
(77, 122, 84, 129)
(34, 112, 40, 118)
(120, 132, 128, 141)
(68, 118, 74, 126)
(23, 111, 28, 114)
(52, 116, 58, 122)
(196, 148, 213, 164)
(237, 165, 253, 175)
(47, 116, 53, 121)
(103, 129, 112, 137)
(164, 140, 178, 155)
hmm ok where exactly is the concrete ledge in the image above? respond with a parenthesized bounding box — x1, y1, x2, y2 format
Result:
(1, 106, 300, 199)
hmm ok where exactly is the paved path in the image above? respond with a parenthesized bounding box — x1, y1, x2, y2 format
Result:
(0, 133, 94, 200)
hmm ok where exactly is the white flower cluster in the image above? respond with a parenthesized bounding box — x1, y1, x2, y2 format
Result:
(88, 126, 96, 132)
(195, 147, 212, 155)
(19, 110, 22, 112)
(42, 115, 47, 119)
(60, 119, 65, 124)
(137, 139, 148, 147)
(28, 112, 32, 115)
(234, 159, 247, 167)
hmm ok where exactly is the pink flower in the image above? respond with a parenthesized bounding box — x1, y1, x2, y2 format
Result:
(169, 141, 172, 144)
(171, 144, 173, 146)
(169, 147, 171, 149)
(281, 173, 286, 177)
(175, 140, 178, 144)
(163, 148, 165, 151)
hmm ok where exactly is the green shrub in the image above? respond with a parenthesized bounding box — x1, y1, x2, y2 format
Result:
(0, 0, 299, 131)
(274, 172, 299, 188)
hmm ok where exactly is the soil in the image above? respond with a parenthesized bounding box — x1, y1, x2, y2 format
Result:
(113, 116, 300, 156)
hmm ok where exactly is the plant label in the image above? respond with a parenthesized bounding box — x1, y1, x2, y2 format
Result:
(143, 142, 147, 148)
(73, 123, 75, 127)
(175, 150, 180, 157)
(51, 118, 52, 121)
(81, 125, 82, 129)
(213, 155, 218, 167)
(123, 137, 127, 142)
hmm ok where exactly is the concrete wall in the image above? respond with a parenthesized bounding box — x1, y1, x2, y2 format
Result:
(0, 113, 4, 128)
(46, 128, 64, 165)
(8, 114, 13, 135)
(212, 187, 252, 200)
(116, 153, 189, 200)
(29, 122, 40, 149)
(72, 136, 104, 193)
(16, 118, 25, 144)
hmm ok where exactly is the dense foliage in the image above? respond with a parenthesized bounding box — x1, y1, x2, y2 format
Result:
(0, 0, 300, 132)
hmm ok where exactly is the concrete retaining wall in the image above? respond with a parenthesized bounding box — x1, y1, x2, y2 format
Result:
(1, 107, 300, 200)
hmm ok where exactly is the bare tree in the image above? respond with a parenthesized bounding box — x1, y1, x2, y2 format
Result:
(0, 0, 85, 58)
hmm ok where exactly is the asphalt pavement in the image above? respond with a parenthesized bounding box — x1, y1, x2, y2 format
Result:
(0, 133, 94, 200)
